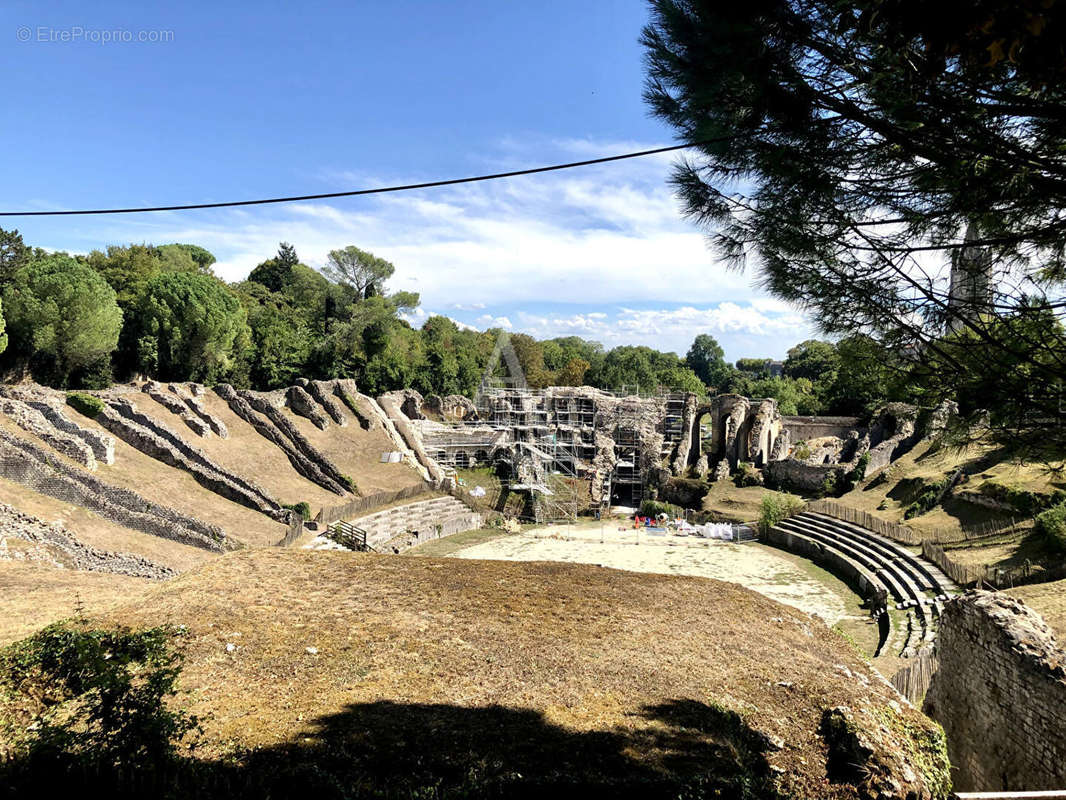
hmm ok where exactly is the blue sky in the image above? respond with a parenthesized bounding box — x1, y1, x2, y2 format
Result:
(0, 0, 814, 359)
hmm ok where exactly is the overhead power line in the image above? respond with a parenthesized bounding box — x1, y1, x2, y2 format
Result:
(0, 138, 733, 217)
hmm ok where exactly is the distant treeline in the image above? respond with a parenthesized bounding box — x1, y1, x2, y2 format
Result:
(0, 228, 919, 415)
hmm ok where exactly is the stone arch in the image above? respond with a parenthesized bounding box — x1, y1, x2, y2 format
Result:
(688, 403, 714, 466)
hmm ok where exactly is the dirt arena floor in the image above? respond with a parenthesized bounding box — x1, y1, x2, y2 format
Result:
(451, 521, 865, 628)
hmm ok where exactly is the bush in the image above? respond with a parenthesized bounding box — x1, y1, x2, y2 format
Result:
(284, 501, 312, 520)
(0, 621, 198, 785)
(758, 492, 805, 535)
(640, 499, 680, 518)
(734, 462, 764, 488)
(65, 391, 104, 418)
(792, 441, 812, 460)
(1035, 502, 1066, 554)
(979, 482, 1066, 516)
(339, 474, 358, 494)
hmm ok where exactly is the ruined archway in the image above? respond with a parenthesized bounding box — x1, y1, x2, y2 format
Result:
(688, 404, 714, 467)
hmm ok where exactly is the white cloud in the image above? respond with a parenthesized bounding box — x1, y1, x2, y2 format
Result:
(54, 136, 810, 357)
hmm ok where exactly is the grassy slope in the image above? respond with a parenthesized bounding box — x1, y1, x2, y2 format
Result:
(94, 549, 943, 797)
(0, 560, 151, 645)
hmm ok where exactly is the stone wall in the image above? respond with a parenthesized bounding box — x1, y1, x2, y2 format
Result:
(214, 384, 348, 495)
(0, 501, 174, 580)
(98, 400, 283, 516)
(782, 416, 864, 442)
(765, 458, 841, 492)
(306, 380, 349, 426)
(0, 397, 97, 469)
(923, 591, 1066, 791)
(240, 389, 351, 493)
(0, 426, 225, 551)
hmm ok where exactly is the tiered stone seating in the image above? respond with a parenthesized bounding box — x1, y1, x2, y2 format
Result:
(770, 511, 957, 656)
(352, 496, 481, 551)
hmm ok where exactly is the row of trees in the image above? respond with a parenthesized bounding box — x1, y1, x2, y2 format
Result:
(1, 227, 1028, 419)
(0, 229, 716, 397)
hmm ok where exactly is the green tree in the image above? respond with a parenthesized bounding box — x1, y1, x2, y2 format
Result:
(0, 296, 7, 357)
(685, 333, 729, 388)
(556, 357, 591, 386)
(0, 227, 29, 286)
(642, 0, 1066, 450)
(323, 246, 395, 300)
(156, 244, 216, 274)
(132, 272, 250, 383)
(2, 255, 122, 386)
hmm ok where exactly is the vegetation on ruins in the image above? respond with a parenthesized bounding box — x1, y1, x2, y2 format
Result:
(757, 492, 804, 535)
(642, 0, 1066, 454)
(65, 392, 105, 419)
(1035, 501, 1066, 554)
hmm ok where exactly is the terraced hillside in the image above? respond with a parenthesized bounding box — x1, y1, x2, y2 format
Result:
(0, 379, 430, 639)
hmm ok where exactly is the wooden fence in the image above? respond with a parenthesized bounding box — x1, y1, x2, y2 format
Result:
(921, 540, 1066, 589)
(806, 499, 923, 543)
(807, 499, 1024, 546)
(315, 481, 437, 525)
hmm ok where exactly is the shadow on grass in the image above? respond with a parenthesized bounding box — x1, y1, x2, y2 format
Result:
(2, 698, 782, 799)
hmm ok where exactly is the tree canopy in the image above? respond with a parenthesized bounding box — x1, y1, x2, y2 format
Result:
(323, 246, 396, 300)
(132, 272, 250, 383)
(1, 254, 123, 386)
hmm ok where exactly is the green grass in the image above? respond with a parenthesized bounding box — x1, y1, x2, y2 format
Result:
(402, 527, 512, 557)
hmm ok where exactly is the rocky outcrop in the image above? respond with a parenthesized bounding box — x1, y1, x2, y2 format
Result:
(239, 390, 352, 493)
(287, 385, 330, 430)
(0, 426, 225, 551)
(383, 389, 426, 421)
(0, 397, 97, 469)
(307, 380, 348, 426)
(213, 384, 347, 496)
(0, 501, 174, 580)
(98, 399, 283, 516)
(170, 383, 229, 438)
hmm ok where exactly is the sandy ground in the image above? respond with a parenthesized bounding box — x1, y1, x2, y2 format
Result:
(453, 522, 858, 625)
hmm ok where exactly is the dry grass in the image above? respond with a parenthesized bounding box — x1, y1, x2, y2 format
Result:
(90, 549, 941, 797)
(700, 483, 777, 522)
(0, 560, 152, 645)
(1008, 579, 1066, 641)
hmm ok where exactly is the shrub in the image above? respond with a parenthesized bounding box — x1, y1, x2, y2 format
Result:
(65, 391, 104, 418)
(734, 461, 764, 488)
(0, 621, 198, 784)
(284, 501, 312, 520)
(792, 441, 812, 460)
(758, 492, 804, 535)
(1035, 502, 1066, 554)
(979, 482, 1066, 516)
(640, 499, 680, 518)
(339, 474, 358, 494)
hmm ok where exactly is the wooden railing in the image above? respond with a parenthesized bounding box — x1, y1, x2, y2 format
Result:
(922, 539, 1066, 589)
(326, 519, 369, 551)
(806, 499, 922, 543)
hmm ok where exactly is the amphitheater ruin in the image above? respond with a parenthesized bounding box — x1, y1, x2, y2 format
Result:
(0, 376, 1063, 793)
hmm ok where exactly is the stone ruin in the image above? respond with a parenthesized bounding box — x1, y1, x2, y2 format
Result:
(387, 386, 943, 510)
